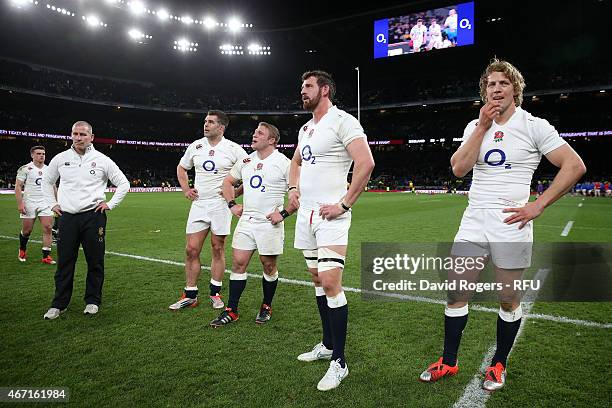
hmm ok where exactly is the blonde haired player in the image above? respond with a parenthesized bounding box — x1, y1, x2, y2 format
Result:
(419, 59, 586, 390)
(210, 122, 297, 327)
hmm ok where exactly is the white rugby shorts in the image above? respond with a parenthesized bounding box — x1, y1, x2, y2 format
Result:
(451, 207, 533, 269)
(232, 216, 284, 255)
(294, 207, 351, 250)
(186, 199, 232, 235)
(20, 200, 54, 219)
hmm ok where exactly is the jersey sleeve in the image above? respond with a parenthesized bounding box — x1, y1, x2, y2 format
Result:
(460, 119, 479, 147)
(16, 165, 28, 182)
(42, 154, 61, 209)
(282, 158, 290, 189)
(105, 158, 130, 210)
(235, 145, 249, 162)
(533, 117, 567, 155)
(179, 144, 195, 170)
(229, 158, 247, 181)
(337, 114, 367, 148)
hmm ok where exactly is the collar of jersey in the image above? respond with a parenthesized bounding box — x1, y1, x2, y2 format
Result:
(204, 136, 225, 147)
(71, 144, 96, 155)
(254, 149, 278, 161)
(493, 106, 522, 127)
(311, 105, 337, 126)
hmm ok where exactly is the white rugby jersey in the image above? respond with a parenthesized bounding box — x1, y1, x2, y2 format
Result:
(42, 145, 129, 214)
(445, 13, 457, 30)
(429, 23, 442, 38)
(297, 106, 366, 210)
(179, 137, 248, 202)
(410, 25, 427, 42)
(16, 162, 47, 202)
(230, 150, 290, 220)
(461, 107, 566, 208)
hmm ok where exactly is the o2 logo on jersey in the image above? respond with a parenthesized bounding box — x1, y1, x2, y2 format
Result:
(302, 145, 316, 164)
(249, 175, 266, 192)
(35, 177, 42, 186)
(484, 149, 512, 169)
(202, 160, 218, 174)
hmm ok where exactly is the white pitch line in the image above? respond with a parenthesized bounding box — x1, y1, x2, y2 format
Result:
(453, 268, 549, 408)
(0, 235, 610, 329)
(560, 221, 574, 236)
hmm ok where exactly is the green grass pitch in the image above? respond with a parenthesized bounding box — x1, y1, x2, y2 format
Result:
(0, 192, 610, 407)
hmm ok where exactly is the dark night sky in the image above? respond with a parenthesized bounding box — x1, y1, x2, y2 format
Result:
(0, 0, 609, 90)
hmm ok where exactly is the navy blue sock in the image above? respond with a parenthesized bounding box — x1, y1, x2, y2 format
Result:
(492, 316, 521, 367)
(316, 295, 334, 350)
(184, 289, 198, 299)
(262, 276, 278, 306)
(442, 314, 468, 366)
(329, 304, 348, 368)
(228, 279, 246, 312)
(19, 232, 29, 251)
(209, 283, 222, 297)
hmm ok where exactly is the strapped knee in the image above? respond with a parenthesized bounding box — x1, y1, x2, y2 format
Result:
(317, 247, 345, 272)
(303, 250, 318, 269)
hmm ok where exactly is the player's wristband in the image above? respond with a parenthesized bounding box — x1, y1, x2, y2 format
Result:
(280, 209, 290, 219)
(288, 186, 297, 192)
(340, 202, 351, 212)
(227, 200, 237, 209)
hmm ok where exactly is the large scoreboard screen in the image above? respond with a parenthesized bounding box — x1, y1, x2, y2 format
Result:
(374, 2, 474, 59)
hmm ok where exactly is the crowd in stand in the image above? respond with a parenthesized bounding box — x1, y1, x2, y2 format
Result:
(2, 138, 606, 194)
(2, 59, 610, 112)
(1, 58, 609, 192)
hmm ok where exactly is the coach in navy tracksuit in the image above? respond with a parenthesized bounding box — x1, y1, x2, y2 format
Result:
(41, 120, 129, 320)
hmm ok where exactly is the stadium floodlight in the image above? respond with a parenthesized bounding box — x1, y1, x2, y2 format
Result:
(128, 28, 143, 39)
(181, 15, 193, 25)
(129, 1, 146, 15)
(174, 38, 197, 52)
(10, 0, 32, 8)
(86, 14, 100, 27)
(156, 8, 169, 20)
(247, 43, 271, 55)
(203, 16, 216, 29)
(228, 17, 241, 32)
